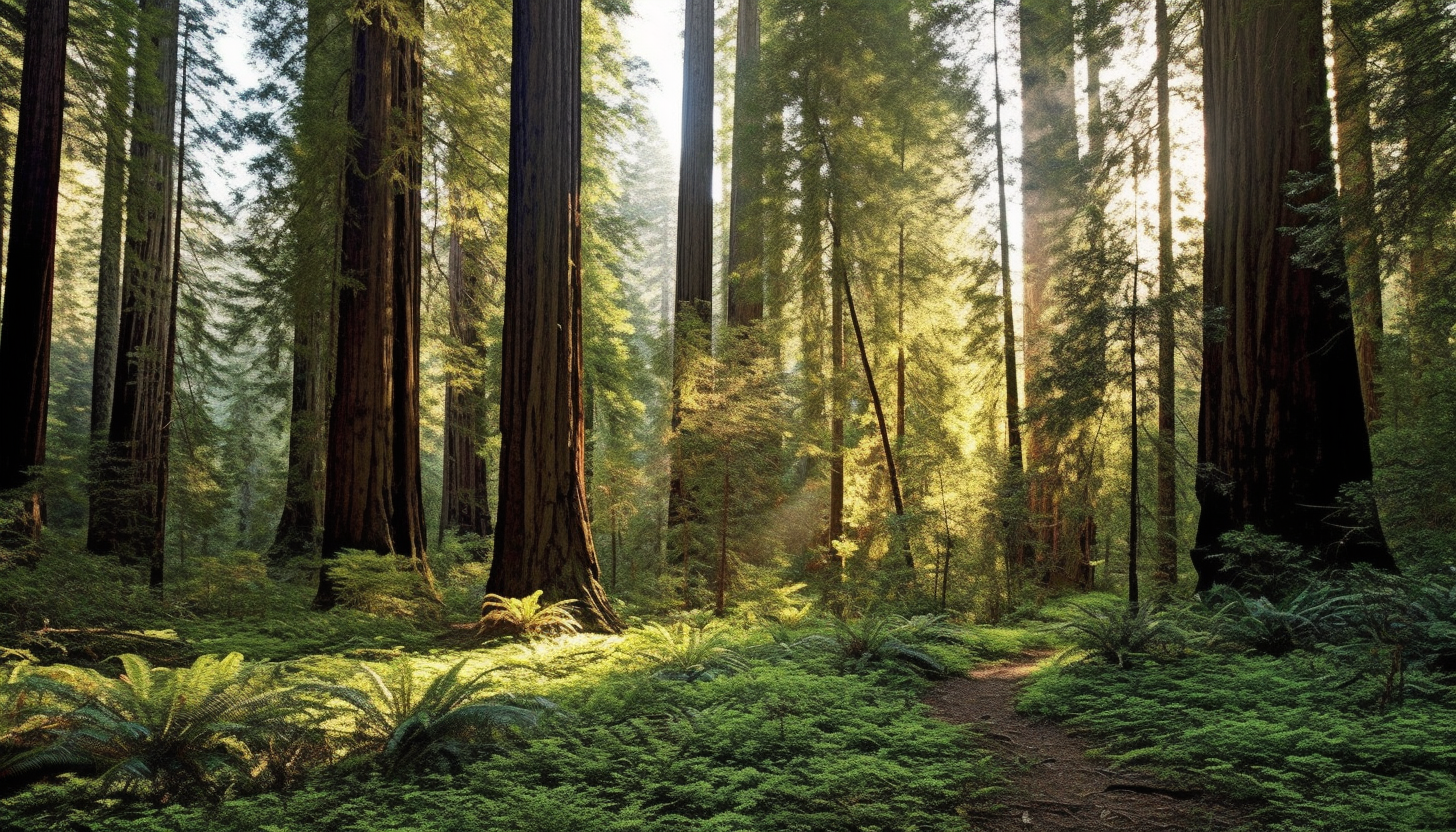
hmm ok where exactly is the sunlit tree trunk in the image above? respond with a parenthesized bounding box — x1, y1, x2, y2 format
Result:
(317, 0, 435, 607)
(488, 0, 620, 632)
(0, 0, 71, 539)
(91, 23, 133, 456)
(441, 229, 493, 544)
(1194, 0, 1392, 588)
(726, 0, 762, 325)
(668, 0, 714, 579)
(1019, 0, 1078, 583)
(88, 0, 182, 579)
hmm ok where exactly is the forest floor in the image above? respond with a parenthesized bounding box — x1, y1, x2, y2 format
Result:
(928, 653, 1253, 832)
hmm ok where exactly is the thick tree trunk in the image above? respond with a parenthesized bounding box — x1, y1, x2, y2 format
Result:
(667, 0, 715, 575)
(1331, 0, 1382, 428)
(441, 229, 493, 544)
(1153, 0, 1178, 586)
(726, 0, 761, 325)
(90, 27, 132, 451)
(88, 0, 181, 573)
(0, 0, 71, 537)
(270, 0, 344, 564)
(488, 0, 620, 633)
(317, 0, 435, 607)
(1194, 0, 1392, 588)
(1019, 0, 1078, 582)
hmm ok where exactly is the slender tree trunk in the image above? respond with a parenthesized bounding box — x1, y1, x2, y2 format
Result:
(1194, 0, 1392, 588)
(441, 229, 494, 545)
(88, 0, 182, 571)
(1153, 0, 1178, 586)
(318, 0, 435, 607)
(828, 207, 845, 554)
(1128, 277, 1140, 612)
(157, 46, 187, 590)
(726, 0, 762, 325)
(1019, 0, 1079, 580)
(271, 0, 345, 564)
(0, 0, 70, 538)
(488, 0, 620, 632)
(992, 9, 1022, 476)
(1331, 0, 1382, 428)
(91, 24, 133, 452)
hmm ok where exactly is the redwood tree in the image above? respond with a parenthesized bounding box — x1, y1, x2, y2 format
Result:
(1194, 0, 1393, 587)
(487, 0, 620, 632)
(87, 0, 182, 584)
(440, 229, 493, 545)
(726, 0, 762, 325)
(317, 0, 434, 606)
(0, 0, 71, 537)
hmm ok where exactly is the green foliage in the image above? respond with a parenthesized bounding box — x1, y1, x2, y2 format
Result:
(175, 551, 273, 618)
(1057, 602, 1183, 667)
(328, 551, 435, 619)
(634, 622, 749, 682)
(0, 544, 153, 632)
(306, 658, 547, 775)
(1211, 526, 1319, 599)
(1201, 583, 1349, 657)
(1019, 652, 1456, 832)
(0, 653, 307, 803)
(478, 591, 583, 638)
(820, 616, 949, 676)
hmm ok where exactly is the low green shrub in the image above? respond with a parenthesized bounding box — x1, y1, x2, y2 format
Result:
(328, 551, 437, 619)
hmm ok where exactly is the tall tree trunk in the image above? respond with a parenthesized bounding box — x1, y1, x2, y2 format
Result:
(668, 0, 715, 575)
(726, 0, 761, 325)
(1194, 0, 1392, 588)
(488, 0, 620, 633)
(1331, 0, 1382, 428)
(441, 228, 493, 544)
(992, 6, 1025, 586)
(270, 0, 345, 564)
(1153, 0, 1178, 586)
(828, 205, 845, 554)
(157, 45, 187, 590)
(87, 0, 181, 573)
(90, 22, 133, 452)
(0, 0, 71, 538)
(1019, 0, 1079, 580)
(317, 0, 435, 607)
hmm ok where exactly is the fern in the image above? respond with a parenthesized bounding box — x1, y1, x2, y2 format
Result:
(478, 591, 583, 638)
(307, 657, 549, 774)
(0, 653, 310, 803)
(637, 622, 749, 681)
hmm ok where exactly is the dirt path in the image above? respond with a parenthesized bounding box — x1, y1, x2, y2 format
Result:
(926, 654, 1251, 831)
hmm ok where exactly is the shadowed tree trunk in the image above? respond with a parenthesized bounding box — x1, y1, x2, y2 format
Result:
(90, 21, 133, 461)
(0, 0, 71, 539)
(441, 229, 493, 545)
(726, 0, 761, 325)
(1153, 0, 1177, 586)
(487, 0, 620, 633)
(87, 0, 182, 580)
(1331, 0, 1382, 428)
(317, 0, 435, 607)
(668, 0, 715, 585)
(1193, 0, 1392, 589)
(1019, 0, 1079, 584)
(270, 0, 345, 564)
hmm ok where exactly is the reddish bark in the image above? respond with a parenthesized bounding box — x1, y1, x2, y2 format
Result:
(317, 0, 434, 606)
(0, 0, 71, 537)
(1194, 0, 1392, 587)
(488, 0, 620, 632)
(441, 230, 493, 544)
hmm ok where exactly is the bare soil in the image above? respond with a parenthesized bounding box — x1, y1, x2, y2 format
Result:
(926, 654, 1254, 831)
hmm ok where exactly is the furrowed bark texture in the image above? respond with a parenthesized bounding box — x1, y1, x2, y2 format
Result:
(90, 27, 132, 449)
(1194, 0, 1392, 588)
(488, 0, 620, 633)
(441, 229, 493, 542)
(88, 0, 181, 573)
(0, 0, 71, 535)
(271, 0, 344, 563)
(726, 0, 762, 325)
(1019, 0, 1081, 585)
(318, 0, 434, 605)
